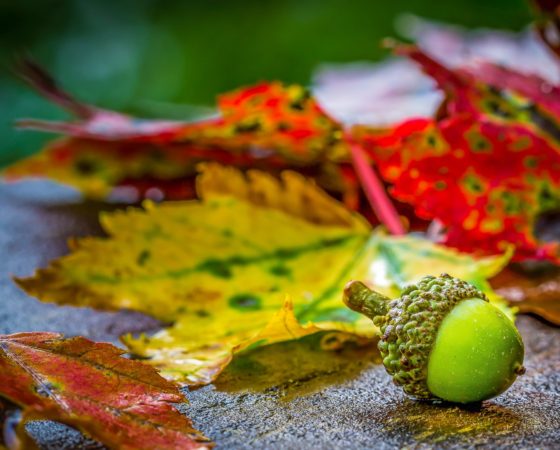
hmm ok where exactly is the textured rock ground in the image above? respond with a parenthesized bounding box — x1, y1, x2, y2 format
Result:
(1, 180, 559, 449)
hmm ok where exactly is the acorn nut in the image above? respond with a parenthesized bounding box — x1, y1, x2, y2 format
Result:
(343, 273, 525, 403)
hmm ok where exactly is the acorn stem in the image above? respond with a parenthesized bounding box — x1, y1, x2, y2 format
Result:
(343, 280, 390, 320)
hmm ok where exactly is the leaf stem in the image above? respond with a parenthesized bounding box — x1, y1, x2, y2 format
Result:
(347, 138, 405, 235)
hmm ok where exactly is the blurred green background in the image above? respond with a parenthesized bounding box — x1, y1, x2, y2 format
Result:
(0, 0, 532, 165)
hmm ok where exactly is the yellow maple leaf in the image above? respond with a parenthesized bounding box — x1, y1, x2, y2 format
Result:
(124, 298, 328, 386)
(16, 164, 370, 322)
(15, 164, 512, 385)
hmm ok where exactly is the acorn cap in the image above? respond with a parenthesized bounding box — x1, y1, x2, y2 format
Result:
(343, 273, 488, 399)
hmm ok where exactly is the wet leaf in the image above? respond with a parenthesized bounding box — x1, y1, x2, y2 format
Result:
(491, 264, 560, 325)
(122, 230, 511, 386)
(15, 165, 511, 385)
(355, 44, 560, 262)
(123, 299, 331, 386)
(364, 231, 512, 309)
(0, 332, 211, 450)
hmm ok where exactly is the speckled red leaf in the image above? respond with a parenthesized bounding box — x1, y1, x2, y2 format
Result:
(0, 332, 211, 450)
(9, 61, 352, 202)
(174, 82, 346, 163)
(355, 44, 560, 262)
(17, 61, 345, 164)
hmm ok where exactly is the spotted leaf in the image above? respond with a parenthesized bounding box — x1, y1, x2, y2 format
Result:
(355, 44, 560, 262)
(5, 62, 349, 201)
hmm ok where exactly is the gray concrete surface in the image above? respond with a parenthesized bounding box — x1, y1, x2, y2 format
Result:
(1, 180, 559, 449)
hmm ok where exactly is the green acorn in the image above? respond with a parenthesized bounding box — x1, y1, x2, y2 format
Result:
(343, 274, 525, 403)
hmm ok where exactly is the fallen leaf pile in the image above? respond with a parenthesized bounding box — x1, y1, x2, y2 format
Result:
(0, 332, 211, 449)
(16, 165, 512, 385)
(4, 44, 560, 262)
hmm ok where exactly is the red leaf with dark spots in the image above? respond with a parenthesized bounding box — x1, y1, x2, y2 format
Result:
(355, 44, 560, 262)
(16, 59, 344, 164)
(9, 61, 353, 203)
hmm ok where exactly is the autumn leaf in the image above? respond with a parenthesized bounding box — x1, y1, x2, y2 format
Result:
(16, 165, 511, 385)
(15, 163, 371, 323)
(123, 299, 331, 386)
(122, 229, 512, 386)
(0, 332, 211, 450)
(3, 137, 287, 200)
(354, 43, 560, 262)
(5, 61, 351, 201)
(16, 61, 344, 163)
(491, 264, 560, 325)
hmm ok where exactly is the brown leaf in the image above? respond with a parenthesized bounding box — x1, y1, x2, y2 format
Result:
(491, 265, 560, 325)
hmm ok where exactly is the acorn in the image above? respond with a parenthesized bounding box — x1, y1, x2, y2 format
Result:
(343, 274, 525, 404)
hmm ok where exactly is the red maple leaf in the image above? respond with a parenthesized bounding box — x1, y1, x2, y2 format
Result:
(355, 43, 560, 261)
(16, 60, 345, 164)
(0, 332, 211, 449)
(10, 59, 359, 204)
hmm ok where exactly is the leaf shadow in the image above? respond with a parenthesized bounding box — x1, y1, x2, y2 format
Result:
(213, 332, 381, 401)
(2, 181, 131, 262)
(22, 199, 129, 237)
(367, 398, 527, 444)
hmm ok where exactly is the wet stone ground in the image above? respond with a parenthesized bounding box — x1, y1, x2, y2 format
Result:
(1, 181, 559, 449)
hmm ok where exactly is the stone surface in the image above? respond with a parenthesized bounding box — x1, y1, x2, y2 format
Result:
(1, 180, 559, 449)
